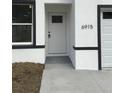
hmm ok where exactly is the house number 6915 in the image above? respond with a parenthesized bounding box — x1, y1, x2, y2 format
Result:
(81, 24, 93, 30)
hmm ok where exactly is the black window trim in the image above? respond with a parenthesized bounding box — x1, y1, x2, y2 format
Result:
(12, 4, 33, 45)
(12, 0, 36, 49)
(12, 0, 35, 4)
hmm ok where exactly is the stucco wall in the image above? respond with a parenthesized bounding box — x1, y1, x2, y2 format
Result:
(12, 0, 112, 70)
(36, 0, 45, 45)
(74, 0, 112, 70)
(98, 0, 112, 4)
(69, 0, 75, 68)
(12, 49, 45, 63)
(75, 50, 98, 70)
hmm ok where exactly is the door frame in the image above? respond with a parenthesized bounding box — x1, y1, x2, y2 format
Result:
(97, 5, 112, 70)
(46, 12, 67, 56)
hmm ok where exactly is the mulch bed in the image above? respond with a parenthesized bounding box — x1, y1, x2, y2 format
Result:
(12, 62, 44, 93)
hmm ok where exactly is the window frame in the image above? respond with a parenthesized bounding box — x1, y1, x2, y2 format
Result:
(12, 4, 33, 45)
(12, 1, 36, 48)
(52, 16, 63, 23)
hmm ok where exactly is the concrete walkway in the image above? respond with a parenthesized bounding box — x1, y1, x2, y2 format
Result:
(40, 56, 112, 93)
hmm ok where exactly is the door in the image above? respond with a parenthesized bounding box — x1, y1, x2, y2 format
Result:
(101, 9, 112, 67)
(48, 13, 67, 54)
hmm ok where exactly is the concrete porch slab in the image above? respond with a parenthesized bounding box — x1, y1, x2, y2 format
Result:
(40, 56, 112, 93)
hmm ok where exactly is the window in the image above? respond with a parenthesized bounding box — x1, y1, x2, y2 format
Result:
(52, 16, 63, 23)
(12, 25, 31, 42)
(103, 12, 112, 19)
(12, 4, 33, 45)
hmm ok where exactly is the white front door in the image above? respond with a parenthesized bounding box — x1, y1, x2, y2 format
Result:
(101, 9, 112, 68)
(48, 13, 67, 54)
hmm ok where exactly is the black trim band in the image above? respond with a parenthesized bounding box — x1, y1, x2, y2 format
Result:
(12, 45, 45, 49)
(73, 46, 98, 50)
(12, 0, 35, 4)
(33, 1, 36, 46)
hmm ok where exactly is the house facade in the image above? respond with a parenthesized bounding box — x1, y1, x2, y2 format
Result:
(12, 0, 112, 70)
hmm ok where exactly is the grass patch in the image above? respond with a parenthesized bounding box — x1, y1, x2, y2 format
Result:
(12, 62, 44, 93)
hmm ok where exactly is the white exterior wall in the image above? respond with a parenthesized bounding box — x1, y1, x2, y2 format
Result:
(98, 0, 112, 5)
(74, 0, 98, 70)
(75, 0, 98, 47)
(74, 0, 112, 70)
(69, 0, 75, 67)
(12, 0, 112, 70)
(36, 0, 45, 45)
(76, 50, 98, 70)
(12, 49, 45, 63)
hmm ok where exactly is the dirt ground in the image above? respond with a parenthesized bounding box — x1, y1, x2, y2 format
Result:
(12, 62, 44, 93)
